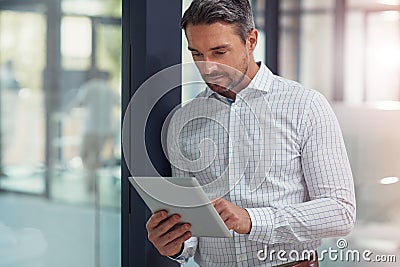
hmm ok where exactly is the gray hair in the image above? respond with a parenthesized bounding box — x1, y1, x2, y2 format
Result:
(181, 0, 255, 43)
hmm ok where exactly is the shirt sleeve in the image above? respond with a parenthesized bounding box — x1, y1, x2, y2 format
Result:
(246, 92, 356, 245)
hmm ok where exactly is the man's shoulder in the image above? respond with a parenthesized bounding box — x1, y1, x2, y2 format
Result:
(270, 74, 323, 104)
(264, 74, 335, 123)
(272, 75, 311, 93)
(255, 63, 320, 100)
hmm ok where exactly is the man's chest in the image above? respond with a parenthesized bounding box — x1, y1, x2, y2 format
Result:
(176, 104, 302, 187)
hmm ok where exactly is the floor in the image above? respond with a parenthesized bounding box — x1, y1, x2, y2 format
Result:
(0, 193, 120, 267)
(0, 161, 121, 267)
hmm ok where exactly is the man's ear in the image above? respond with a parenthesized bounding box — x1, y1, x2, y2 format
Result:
(247, 28, 258, 53)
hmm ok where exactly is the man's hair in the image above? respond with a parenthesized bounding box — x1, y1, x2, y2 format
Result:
(181, 0, 255, 43)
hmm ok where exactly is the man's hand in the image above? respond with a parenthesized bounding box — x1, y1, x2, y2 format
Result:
(146, 210, 192, 257)
(212, 198, 252, 234)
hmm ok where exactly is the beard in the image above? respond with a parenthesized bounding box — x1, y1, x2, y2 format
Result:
(204, 62, 249, 94)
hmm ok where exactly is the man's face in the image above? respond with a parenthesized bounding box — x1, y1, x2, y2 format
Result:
(185, 22, 253, 94)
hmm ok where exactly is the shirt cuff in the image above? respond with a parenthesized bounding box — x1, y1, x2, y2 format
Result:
(167, 240, 196, 265)
(246, 207, 274, 244)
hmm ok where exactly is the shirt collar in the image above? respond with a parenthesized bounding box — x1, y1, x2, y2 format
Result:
(204, 62, 274, 100)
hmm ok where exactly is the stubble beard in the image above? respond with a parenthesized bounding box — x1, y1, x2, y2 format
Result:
(207, 62, 249, 94)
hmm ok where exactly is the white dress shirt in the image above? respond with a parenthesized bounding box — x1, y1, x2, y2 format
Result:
(167, 63, 356, 267)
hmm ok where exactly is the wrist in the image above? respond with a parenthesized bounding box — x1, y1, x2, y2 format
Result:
(244, 208, 252, 234)
(169, 243, 184, 258)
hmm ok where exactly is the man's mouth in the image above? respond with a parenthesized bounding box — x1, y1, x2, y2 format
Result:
(204, 74, 225, 83)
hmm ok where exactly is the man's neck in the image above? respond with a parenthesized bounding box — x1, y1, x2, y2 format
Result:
(220, 60, 260, 101)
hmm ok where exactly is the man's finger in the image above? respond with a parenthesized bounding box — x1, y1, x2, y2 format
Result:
(159, 223, 191, 246)
(211, 197, 223, 206)
(224, 217, 238, 230)
(155, 214, 181, 236)
(146, 210, 168, 230)
(213, 198, 229, 213)
(164, 231, 192, 255)
(219, 210, 231, 222)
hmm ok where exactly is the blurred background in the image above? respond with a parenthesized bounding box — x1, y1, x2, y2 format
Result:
(0, 0, 399, 266)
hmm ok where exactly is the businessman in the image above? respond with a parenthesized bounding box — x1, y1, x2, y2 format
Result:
(146, 0, 356, 266)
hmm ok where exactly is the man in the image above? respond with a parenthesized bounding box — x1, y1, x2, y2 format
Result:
(146, 0, 356, 266)
(73, 70, 119, 191)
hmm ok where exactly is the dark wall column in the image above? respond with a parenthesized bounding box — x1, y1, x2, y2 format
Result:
(122, 0, 182, 266)
(265, 0, 280, 74)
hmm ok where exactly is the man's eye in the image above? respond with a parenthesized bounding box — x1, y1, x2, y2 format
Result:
(215, 51, 226, 55)
(192, 53, 202, 57)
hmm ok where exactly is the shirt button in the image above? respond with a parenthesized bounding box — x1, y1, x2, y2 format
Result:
(237, 254, 247, 262)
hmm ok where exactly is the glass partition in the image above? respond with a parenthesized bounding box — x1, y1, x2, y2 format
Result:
(0, 1, 121, 266)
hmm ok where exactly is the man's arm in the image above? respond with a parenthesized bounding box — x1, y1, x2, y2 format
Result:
(246, 92, 356, 244)
(145, 113, 198, 264)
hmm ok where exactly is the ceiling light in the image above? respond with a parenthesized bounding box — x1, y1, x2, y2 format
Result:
(380, 177, 400, 185)
(373, 101, 400, 111)
(378, 0, 400, 5)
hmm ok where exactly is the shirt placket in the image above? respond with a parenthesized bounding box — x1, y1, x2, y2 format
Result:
(229, 100, 248, 266)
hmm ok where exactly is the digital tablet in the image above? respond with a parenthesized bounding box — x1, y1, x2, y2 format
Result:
(129, 176, 232, 238)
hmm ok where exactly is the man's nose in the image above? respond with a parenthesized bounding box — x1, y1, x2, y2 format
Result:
(202, 60, 218, 75)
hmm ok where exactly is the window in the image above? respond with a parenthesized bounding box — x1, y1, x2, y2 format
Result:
(346, 0, 400, 102)
(279, 0, 335, 100)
